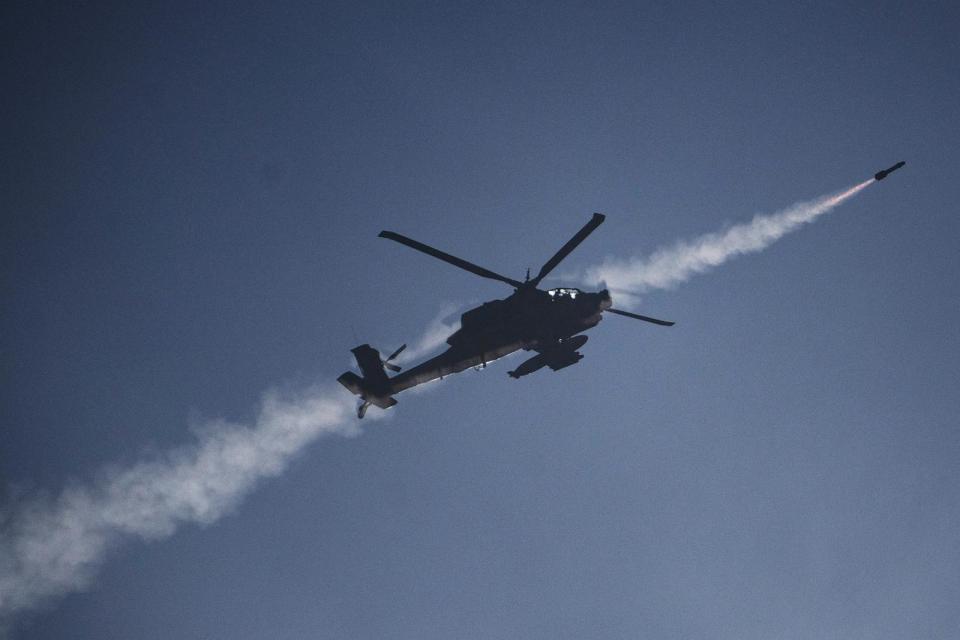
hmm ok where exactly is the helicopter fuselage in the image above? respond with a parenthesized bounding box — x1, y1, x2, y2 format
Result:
(338, 212, 672, 417)
(387, 287, 612, 394)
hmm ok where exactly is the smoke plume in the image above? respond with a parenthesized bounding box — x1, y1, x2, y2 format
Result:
(0, 179, 875, 631)
(0, 385, 356, 627)
(395, 304, 462, 364)
(585, 180, 874, 302)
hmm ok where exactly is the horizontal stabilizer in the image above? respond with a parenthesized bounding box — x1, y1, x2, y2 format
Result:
(337, 371, 364, 395)
(369, 396, 398, 410)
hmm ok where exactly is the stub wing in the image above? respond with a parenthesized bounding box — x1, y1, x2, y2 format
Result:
(508, 335, 588, 379)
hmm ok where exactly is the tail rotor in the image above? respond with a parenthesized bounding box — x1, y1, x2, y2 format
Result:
(379, 344, 407, 372)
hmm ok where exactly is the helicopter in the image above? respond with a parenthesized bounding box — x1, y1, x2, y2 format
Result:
(337, 213, 673, 418)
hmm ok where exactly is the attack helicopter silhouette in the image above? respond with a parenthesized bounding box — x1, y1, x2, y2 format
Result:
(338, 213, 673, 418)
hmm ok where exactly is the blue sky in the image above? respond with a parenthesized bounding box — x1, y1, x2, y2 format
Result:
(2, 1, 959, 638)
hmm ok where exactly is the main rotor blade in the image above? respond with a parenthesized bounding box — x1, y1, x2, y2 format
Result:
(606, 308, 675, 326)
(379, 231, 523, 288)
(529, 213, 605, 287)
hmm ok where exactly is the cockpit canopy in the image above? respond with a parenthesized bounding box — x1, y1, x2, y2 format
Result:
(547, 288, 582, 300)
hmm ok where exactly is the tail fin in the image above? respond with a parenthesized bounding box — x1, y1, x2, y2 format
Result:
(337, 344, 398, 418)
(350, 344, 390, 386)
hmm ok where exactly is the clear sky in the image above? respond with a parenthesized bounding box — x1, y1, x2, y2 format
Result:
(2, 1, 959, 638)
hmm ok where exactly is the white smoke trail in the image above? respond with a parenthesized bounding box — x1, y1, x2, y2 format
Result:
(395, 304, 462, 364)
(585, 180, 874, 302)
(0, 179, 874, 631)
(0, 385, 356, 627)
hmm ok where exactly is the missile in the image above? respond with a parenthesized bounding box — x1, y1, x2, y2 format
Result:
(874, 161, 905, 181)
(507, 335, 589, 379)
